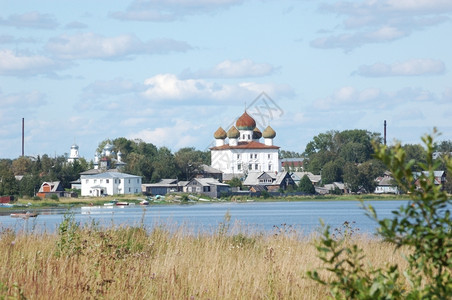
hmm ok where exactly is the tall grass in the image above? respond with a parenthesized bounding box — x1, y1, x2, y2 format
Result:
(0, 220, 409, 299)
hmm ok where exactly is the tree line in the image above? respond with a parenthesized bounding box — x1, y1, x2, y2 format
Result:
(302, 129, 452, 193)
(0, 138, 210, 198)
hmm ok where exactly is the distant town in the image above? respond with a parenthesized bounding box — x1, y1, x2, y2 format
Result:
(1, 112, 451, 202)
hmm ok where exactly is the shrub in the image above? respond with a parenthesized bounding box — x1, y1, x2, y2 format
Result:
(308, 130, 452, 299)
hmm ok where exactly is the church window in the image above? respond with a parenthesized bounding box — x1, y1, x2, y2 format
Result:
(254, 154, 257, 159)
(106, 179, 109, 183)
(269, 165, 272, 171)
(268, 154, 271, 159)
(248, 134, 251, 139)
(248, 164, 252, 170)
(237, 154, 240, 159)
(250, 154, 253, 159)
(237, 164, 241, 170)
(255, 164, 258, 170)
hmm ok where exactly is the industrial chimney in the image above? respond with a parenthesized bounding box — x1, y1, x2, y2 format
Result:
(384, 120, 387, 146)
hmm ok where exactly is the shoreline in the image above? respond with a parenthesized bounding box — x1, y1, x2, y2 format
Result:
(0, 193, 411, 212)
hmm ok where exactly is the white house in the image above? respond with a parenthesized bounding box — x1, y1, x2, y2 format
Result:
(210, 111, 280, 180)
(80, 171, 142, 197)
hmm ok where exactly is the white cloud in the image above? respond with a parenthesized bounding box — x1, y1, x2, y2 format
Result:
(313, 86, 439, 110)
(0, 11, 58, 29)
(142, 73, 293, 103)
(128, 119, 201, 150)
(111, 0, 244, 22)
(181, 59, 277, 78)
(314, 0, 452, 50)
(311, 26, 409, 50)
(356, 59, 445, 77)
(0, 50, 62, 76)
(83, 78, 145, 97)
(45, 33, 192, 60)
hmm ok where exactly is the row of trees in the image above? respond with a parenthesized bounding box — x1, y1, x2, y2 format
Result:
(0, 138, 211, 198)
(303, 129, 452, 193)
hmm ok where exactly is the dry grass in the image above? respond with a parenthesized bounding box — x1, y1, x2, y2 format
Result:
(0, 221, 410, 299)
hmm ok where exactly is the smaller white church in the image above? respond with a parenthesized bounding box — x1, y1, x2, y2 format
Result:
(210, 111, 280, 180)
(67, 143, 80, 163)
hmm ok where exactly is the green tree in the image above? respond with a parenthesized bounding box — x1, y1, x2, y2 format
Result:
(228, 177, 243, 189)
(321, 159, 343, 184)
(0, 160, 18, 196)
(297, 175, 315, 194)
(308, 130, 452, 298)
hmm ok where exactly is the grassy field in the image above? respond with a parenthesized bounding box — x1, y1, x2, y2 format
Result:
(0, 219, 411, 299)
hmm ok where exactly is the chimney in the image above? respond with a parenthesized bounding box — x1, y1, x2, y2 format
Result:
(384, 120, 387, 146)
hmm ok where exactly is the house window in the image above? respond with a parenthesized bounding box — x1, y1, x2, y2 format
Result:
(268, 165, 272, 171)
(203, 186, 211, 192)
(254, 154, 257, 159)
(249, 164, 252, 170)
(248, 134, 251, 139)
(243, 134, 245, 139)
(118, 179, 121, 184)
(250, 154, 252, 159)
(128, 179, 131, 184)
(106, 179, 109, 183)
(255, 164, 258, 170)
(268, 154, 271, 159)
(237, 154, 240, 159)
(128, 187, 131, 192)
(237, 164, 241, 170)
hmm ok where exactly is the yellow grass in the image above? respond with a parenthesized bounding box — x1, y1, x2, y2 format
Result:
(0, 222, 410, 299)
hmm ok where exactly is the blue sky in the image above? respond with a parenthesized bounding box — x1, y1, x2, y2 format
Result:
(1, 0, 451, 160)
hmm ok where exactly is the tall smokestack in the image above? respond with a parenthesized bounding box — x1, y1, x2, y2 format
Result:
(22, 118, 24, 157)
(384, 120, 387, 146)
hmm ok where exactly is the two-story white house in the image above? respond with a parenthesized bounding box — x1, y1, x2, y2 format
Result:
(80, 171, 142, 197)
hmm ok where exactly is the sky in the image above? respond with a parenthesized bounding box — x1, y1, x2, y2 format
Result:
(1, 0, 451, 160)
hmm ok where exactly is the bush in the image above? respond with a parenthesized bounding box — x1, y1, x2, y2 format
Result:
(308, 130, 452, 299)
(50, 194, 59, 201)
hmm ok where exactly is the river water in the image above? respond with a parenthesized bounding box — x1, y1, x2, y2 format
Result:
(0, 200, 411, 235)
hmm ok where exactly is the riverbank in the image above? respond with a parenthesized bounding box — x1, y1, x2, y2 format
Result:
(1, 193, 411, 211)
(0, 221, 410, 299)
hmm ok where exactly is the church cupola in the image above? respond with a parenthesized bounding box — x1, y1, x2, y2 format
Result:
(252, 127, 262, 141)
(214, 127, 227, 146)
(227, 126, 240, 146)
(263, 126, 276, 146)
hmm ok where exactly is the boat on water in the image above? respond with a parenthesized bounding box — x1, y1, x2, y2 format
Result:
(139, 199, 149, 205)
(11, 212, 38, 219)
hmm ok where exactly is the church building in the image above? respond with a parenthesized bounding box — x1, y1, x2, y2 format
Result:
(210, 111, 280, 180)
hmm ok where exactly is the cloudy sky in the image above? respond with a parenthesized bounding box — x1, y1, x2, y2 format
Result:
(1, 0, 451, 159)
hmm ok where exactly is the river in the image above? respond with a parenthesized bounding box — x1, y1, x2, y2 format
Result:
(0, 200, 412, 235)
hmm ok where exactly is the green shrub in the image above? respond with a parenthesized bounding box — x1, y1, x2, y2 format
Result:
(308, 130, 452, 299)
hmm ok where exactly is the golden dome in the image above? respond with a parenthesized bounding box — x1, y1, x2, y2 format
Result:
(227, 126, 240, 138)
(236, 111, 256, 130)
(263, 126, 276, 138)
(214, 127, 227, 139)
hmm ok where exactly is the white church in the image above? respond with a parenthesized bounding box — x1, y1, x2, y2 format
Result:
(210, 111, 280, 180)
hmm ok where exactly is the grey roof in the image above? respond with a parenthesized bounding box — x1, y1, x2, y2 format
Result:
(223, 173, 244, 181)
(291, 172, 321, 183)
(274, 171, 290, 185)
(243, 172, 263, 186)
(201, 164, 222, 174)
(192, 178, 229, 187)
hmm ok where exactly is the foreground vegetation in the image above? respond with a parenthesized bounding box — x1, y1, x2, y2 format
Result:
(0, 219, 409, 299)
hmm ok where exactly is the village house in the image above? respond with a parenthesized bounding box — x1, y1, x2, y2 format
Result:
(142, 179, 189, 196)
(186, 178, 231, 198)
(80, 171, 142, 197)
(37, 181, 65, 198)
(374, 171, 399, 194)
(290, 171, 321, 186)
(243, 171, 295, 192)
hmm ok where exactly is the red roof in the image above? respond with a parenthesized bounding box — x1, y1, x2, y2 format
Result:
(210, 141, 279, 150)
